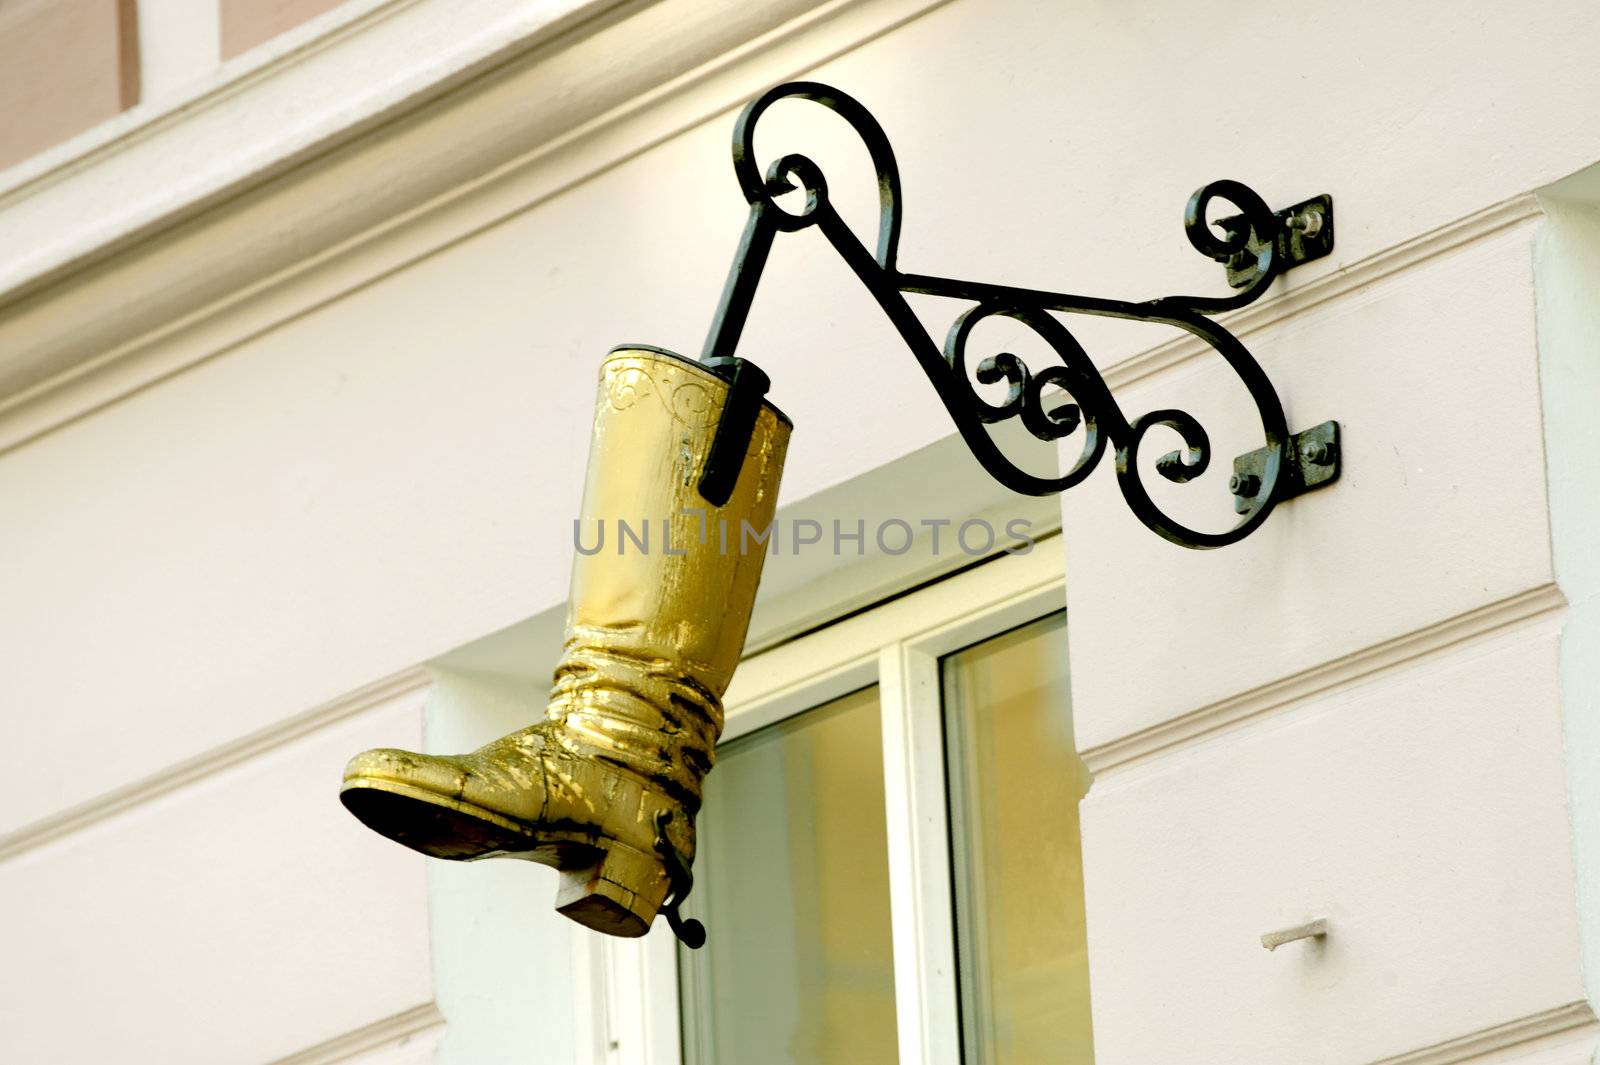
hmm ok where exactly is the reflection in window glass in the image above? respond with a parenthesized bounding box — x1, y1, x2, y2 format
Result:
(943, 612, 1093, 1064)
(679, 686, 899, 1065)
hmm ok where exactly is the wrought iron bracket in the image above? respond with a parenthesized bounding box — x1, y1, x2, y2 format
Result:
(694, 82, 1344, 549)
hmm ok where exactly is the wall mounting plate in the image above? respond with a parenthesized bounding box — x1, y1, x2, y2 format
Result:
(1232, 420, 1341, 515)
(1222, 194, 1335, 289)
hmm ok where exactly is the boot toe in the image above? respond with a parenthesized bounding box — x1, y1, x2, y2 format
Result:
(340, 747, 534, 860)
(342, 746, 459, 791)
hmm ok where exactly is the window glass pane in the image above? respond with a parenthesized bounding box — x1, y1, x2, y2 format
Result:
(679, 686, 899, 1065)
(942, 612, 1093, 1064)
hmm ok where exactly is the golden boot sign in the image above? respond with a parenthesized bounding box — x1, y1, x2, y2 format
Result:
(341, 347, 789, 941)
(341, 69, 1341, 944)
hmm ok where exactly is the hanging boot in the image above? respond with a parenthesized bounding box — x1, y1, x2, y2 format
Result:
(339, 345, 790, 939)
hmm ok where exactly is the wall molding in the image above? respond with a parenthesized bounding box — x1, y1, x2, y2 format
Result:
(1373, 1001, 1598, 1065)
(0, 665, 431, 863)
(0, 0, 1540, 460)
(271, 1002, 446, 1065)
(1102, 192, 1542, 394)
(0, 0, 626, 299)
(1083, 582, 1567, 778)
(0, 0, 947, 452)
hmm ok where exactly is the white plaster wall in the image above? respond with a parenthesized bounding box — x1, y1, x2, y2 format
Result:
(422, 662, 599, 1065)
(3, 0, 1600, 1061)
(1533, 186, 1600, 1021)
(1082, 629, 1581, 1064)
(1067, 221, 1552, 750)
(0, 687, 436, 1064)
(13, 0, 1600, 855)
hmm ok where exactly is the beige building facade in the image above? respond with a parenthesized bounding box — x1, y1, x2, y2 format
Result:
(3, 2, 1600, 1063)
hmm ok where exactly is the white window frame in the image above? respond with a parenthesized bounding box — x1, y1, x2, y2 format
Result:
(602, 535, 1069, 1065)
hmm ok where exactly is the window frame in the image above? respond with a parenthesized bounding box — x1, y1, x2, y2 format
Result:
(604, 535, 1069, 1065)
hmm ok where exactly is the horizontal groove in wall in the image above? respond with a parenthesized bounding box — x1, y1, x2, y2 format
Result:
(1082, 582, 1567, 778)
(1372, 1001, 1597, 1065)
(271, 1002, 445, 1065)
(0, 666, 431, 864)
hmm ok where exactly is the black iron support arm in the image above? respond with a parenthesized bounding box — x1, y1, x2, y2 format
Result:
(697, 82, 1340, 550)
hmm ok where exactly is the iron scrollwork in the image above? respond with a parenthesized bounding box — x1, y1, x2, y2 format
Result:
(699, 81, 1339, 550)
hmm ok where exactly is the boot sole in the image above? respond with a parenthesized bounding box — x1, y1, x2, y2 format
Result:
(340, 776, 668, 937)
(340, 776, 567, 860)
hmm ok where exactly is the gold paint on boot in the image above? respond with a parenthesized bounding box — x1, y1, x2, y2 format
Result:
(340, 347, 789, 938)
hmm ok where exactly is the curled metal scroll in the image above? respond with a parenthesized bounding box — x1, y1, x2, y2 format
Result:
(701, 81, 1313, 550)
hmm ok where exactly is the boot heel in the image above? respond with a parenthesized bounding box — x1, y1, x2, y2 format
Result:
(555, 838, 670, 938)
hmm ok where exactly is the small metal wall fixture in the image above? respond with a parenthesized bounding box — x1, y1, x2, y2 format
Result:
(697, 82, 1341, 549)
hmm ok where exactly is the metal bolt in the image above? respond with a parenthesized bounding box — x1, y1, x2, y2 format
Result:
(1261, 917, 1329, 952)
(1226, 248, 1254, 271)
(1302, 440, 1335, 465)
(1229, 472, 1261, 497)
(1285, 208, 1323, 237)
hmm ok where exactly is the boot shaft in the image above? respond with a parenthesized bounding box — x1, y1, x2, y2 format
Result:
(551, 347, 791, 797)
